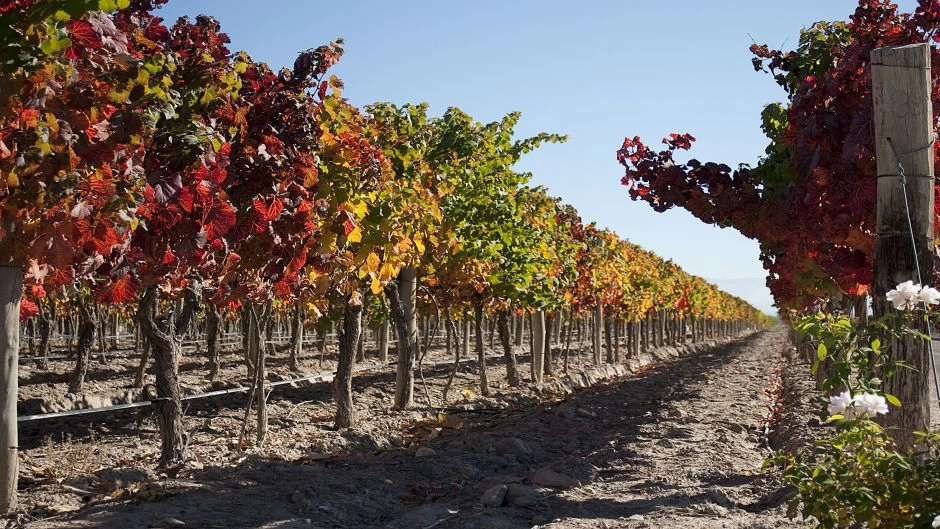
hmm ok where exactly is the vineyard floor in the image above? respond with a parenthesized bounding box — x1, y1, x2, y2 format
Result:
(15, 326, 813, 529)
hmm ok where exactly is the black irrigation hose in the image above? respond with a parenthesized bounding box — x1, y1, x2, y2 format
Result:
(17, 353, 502, 423)
(15, 335, 419, 363)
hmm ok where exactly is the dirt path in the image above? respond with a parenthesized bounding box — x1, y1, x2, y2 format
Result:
(21, 327, 805, 529)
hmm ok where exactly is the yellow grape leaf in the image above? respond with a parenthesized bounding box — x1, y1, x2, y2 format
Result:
(379, 262, 396, 282)
(366, 252, 380, 273)
(461, 387, 474, 400)
(349, 200, 368, 219)
(347, 226, 362, 243)
(370, 277, 383, 295)
(414, 236, 425, 254)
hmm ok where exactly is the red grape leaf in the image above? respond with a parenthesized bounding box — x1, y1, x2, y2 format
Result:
(97, 273, 140, 304)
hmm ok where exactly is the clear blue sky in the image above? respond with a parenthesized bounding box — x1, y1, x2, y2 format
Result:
(157, 1, 916, 315)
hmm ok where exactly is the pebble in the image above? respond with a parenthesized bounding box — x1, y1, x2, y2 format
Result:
(415, 446, 436, 457)
(94, 467, 155, 489)
(665, 408, 687, 419)
(62, 474, 96, 491)
(656, 438, 676, 449)
(530, 467, 580, 489)
(505, 484, 539, 507)
(697, 502, 728, 516)
(495, 437, 532, 459)
(726, 423, 748, 435)
(479, 484, 508, 507)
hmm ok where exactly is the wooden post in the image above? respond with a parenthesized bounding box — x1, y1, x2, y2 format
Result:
(377, 319, 389, 363)
(531, 311, 545, 384)
(871, 43, 934, 450)
(593, 301, 603, 364)
(0, 264, 21, 512)
(462, 317, 470, 358)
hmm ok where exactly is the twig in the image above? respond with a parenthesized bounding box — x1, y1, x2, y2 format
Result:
(284, 400, 313, 421)
(421, 510, 459, 529)
(60, 484, 94, 496)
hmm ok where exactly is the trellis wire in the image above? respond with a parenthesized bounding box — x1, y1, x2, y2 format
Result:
(887, 136, 940, 410)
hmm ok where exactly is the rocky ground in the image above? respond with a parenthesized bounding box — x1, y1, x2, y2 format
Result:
(8, 325, 820, 529)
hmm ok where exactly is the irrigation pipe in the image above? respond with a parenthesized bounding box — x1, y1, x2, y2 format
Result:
(17, 354, 501, 423)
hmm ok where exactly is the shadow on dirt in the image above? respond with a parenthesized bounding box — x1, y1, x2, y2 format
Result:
(23, 333, 783, 529)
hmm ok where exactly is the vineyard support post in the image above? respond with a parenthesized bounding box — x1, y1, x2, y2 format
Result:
(514, 314, 523, 346)
(531, 311, 545, 384)
(871, 43, 934, 450)
(0, 264, 21, 513)
(378, 320, 389, 363)
(593, 302, 603, 364)
(543, 312, 553, 375)
(462, 317, 470, 358)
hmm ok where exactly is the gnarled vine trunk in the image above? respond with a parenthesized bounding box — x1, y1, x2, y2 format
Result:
(334, 293, 363, 428)
(385, 267, 418, 409)
(138, 284, 198, 468)
(474, 297, 489, 396)
(68, 299, 95, 394)
(36, 296, 53, 370)
(240, 302, 272, 445)
(495, 309, 520, 386)
(604, 316, 613, 363)
(205, 303, 221, 381)
(442, 308, 462, 402)
(288, 300, 303, 372)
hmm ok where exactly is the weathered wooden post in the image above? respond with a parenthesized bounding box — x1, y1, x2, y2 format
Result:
(0, 263, 21, 512)
(871, 43, 934, 450)
(531, 311, 545, 384)
(593, 301, 603, 364)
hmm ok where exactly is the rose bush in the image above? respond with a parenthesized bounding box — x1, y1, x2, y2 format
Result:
(771, 283, 940, 528)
